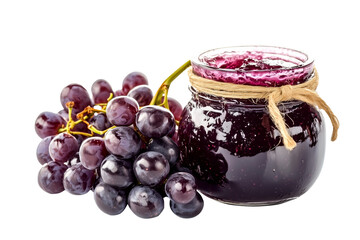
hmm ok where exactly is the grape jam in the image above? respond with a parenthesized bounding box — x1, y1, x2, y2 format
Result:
(179, 46, 325, 205)
(191, 46, 314, 87)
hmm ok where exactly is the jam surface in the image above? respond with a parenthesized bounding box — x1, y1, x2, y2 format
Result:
(203, 51, 287, 70)
(192, 47, 314, 87)
(178, 90, 325, 205)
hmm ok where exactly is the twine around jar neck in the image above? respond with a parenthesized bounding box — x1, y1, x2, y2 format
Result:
(188, 67, 339, 150)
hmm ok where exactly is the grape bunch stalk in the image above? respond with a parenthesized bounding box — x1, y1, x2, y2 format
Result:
(35, 61, 204, 218)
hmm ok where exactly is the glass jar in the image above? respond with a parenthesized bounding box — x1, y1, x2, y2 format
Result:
(178, 46, 326, 206)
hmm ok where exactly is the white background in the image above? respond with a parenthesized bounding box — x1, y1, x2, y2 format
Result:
(0, 0, 359, 239)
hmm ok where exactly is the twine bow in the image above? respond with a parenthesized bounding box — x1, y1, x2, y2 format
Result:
(188, 68, 339, 150)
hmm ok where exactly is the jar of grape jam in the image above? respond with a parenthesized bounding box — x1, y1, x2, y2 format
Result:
(178, 46, 325, 206)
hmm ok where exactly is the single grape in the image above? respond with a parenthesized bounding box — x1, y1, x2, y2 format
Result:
(115, 89, 126, 97)
(127, 85, 153, 107)
(135, 105, 175, 138)
(89, 113, 112, 133)
(147, 136, 179, 166)
(58, 108, 74, 121)
(36, 135, 55, 165)
(100, 155, 135, 189)
(170, 192, 204, 218)
(104, 126, 142, 159)
(128, 185, 164, 219)
(49, 132, 79, 163)
(165, 172, 196, 204)
(122, 72, 148, 95)
(133, 151, 170, 187)
(106, 96, 139, 126)
(79, 137, 108, 170)
(63, 163, 95, 195)
(94, 182, 127, 215)
(168, 97, 183, 122)
(161, 97, 183, 122)
(60, 83, 92, 114)
(35, 112, 66, 138)
(91, 79, 114, 104)
(38, 161, 68, 194)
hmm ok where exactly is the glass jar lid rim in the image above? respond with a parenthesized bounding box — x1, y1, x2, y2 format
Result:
(191, 45, 314, 73)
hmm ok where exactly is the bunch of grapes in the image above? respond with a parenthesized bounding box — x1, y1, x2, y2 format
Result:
(35, 66, 204, 219)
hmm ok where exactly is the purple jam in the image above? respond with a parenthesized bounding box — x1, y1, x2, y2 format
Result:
(191, 46, 314, 87)
(178, 46, 325, 205)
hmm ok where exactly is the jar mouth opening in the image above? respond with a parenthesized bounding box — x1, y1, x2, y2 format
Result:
(191, 45, 314, 73)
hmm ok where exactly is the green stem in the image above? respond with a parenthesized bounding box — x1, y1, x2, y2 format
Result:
(68, 130, 93, 137)
(162, 60, 191, 86)
(150, 60, 191, 106)
(58, 126, 67, 133)
(88, 125, 116, 136)
(163, 87, 169, 109)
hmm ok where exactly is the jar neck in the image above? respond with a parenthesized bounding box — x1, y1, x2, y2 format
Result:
(189, 86, 303, 110)
(191, 46, 314, 87)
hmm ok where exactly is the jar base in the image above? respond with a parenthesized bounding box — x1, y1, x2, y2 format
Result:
(202, 192, 298, 206)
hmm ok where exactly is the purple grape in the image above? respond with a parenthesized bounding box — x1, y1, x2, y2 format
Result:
(36, 135, 55, 165)
(165, 172, 196, 204)
(60, 84, 92, 114)
(122, 72, 148, 95)
(106, 96, 139, 126)
(63, 163, 95, 195)
(94, 182, 127, 215)
(89, 113, 112, 133)
(79, 137, 108, 170)
(35, 112, 66, 138)
(170, 192, 204, 218)
(128, 185, 164, 219)
(58, 109, 70, 120)
(147, 136, 179, 166)
(49, 132, 79, 163)
(127, 85, 153, 107)
(38, 161, 68, 194)
(168, 97, 183, 122)
(133, 151, 170, 187)
(91, 79, 114, 104)
(104, 126, 142, 159)
(135, 105, 175, 138)
(100, 155, 135, 189)
(115, 89, 126, 97)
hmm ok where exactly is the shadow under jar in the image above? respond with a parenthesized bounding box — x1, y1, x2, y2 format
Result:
(178, 46, 326, 206)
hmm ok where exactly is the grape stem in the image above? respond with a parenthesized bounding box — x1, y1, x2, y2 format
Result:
(58, 94, 112, 137)
(88, 125, 116, 136)
(150, 60, 191, 107)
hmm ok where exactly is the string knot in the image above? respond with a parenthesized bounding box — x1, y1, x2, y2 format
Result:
(278, 85, 293, 102)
